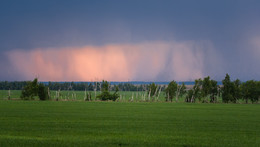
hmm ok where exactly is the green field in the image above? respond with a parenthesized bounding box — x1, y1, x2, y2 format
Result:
(0, 101, 259, 146)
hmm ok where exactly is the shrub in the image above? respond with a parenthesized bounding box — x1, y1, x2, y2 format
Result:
(20, 78, 49, 101)
(38, 83, 49, 100)
(97, 80, 119, 101)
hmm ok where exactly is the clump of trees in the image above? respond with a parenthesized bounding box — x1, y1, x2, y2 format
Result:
(184, 74, 260, 104)
(147, 83, 157, 101)
(222, 74, 260, 103)
(146, 83, 163, 101)
(97, 80, 119, 101)
(21, 78, 50, 100)
(222, 74, 241, 103)
(241, 80, 260, 103)
(165, 81, 186, 102)
(185, 76, 219, 103)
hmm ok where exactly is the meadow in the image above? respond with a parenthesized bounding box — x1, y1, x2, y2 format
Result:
(0, 100, 259, 146)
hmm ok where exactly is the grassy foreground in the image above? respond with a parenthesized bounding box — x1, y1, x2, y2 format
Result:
(0, 101, 259, 146)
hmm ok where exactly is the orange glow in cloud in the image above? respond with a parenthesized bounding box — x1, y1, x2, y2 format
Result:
(7, 41, 213, 81)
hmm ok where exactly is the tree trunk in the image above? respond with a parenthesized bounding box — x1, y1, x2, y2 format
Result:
(148, 89, 151, 102)
(8, 89, 11, 100)
(157, 86, 161, 101)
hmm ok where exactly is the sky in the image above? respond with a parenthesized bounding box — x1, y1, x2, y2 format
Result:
(0, 0, 260, 82)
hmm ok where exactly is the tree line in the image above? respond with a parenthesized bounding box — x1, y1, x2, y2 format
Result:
(2, 73, 260, 103)
(0, 81, 27, 90)
(0, 81, 155, 91)
(97, 73, 260, 103)
(163, 74, 260, 103)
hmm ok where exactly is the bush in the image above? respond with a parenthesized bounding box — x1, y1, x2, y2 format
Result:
(97, 80, 119, 101)
(20, 78, 50, 101)
(38, 83, 49, 100)
(21, 79, 38, 100)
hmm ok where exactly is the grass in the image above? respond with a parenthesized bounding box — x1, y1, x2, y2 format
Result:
(0, 101, 259, 146)
(0, 90, 21, 100)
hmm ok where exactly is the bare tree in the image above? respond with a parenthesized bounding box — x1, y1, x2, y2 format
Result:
(8, 89, 11, 100)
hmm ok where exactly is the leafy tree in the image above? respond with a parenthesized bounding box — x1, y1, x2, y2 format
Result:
(241, 80, 260, 103)
(185, 79, 202, 103)
(193, 79, 202, 102)
(148, 83, 157, 96)
(185, 89, 193, 102)
(21, 78, 49, 100)
(233, 79, 242, 103)
(210, 80, 219, 103)
(179, 82, 187, 97)
(222, 74, 233, 103)
(165, 81, 186, 102)
(221, 74, 242, 103)
(112, 86, 120, 100)
(165, 81, 178, 102)
(175, 82, 186, 102)
(202, 76, 211, 98)
(21, 78, 39, 100)
(148, 83, 158, 101)
(201, 76, 219, 103)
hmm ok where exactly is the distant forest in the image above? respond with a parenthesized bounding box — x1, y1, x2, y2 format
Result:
(0, 81, 166, 91)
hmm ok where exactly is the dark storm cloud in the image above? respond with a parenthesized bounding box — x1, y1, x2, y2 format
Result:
(0, 0, 260, 81)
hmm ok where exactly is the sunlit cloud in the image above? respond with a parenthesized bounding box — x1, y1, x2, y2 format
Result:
(6, 41, 219, 81)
